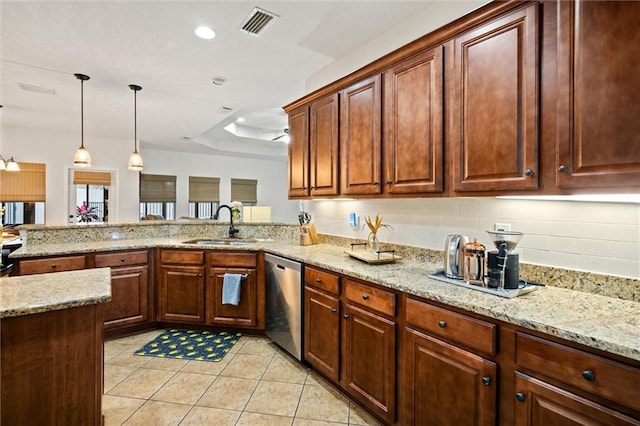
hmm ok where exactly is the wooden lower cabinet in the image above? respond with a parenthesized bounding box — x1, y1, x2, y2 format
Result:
(342, 303, 396, 424)
(304, 285, 340, 382)
(18, 254, 87, 275)
(207, 267, 257, 327)
(158, 265, 205, 323)
(404, 327, 497, 425)
(514, 373, 639, 426)
(104, 265, 150, 330)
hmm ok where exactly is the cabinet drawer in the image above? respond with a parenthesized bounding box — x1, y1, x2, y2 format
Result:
(344, 279, 395, 317)
(406, 297, 496, 356)
(305, 266, 340, 295)
(95, 250, 148, 268)
(516, 332, 640, 411)
(160, 250, 204, 265)
(19, 255, 87, 275)
(209, 252, 257, 268)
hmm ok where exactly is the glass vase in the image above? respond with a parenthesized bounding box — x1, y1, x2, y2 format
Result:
(370, 234, 380, 252)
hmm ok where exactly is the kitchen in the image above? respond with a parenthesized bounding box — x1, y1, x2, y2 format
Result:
(1, 0, 639, 425)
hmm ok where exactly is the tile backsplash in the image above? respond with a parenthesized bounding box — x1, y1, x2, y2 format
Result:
(303, 197, 640, 279)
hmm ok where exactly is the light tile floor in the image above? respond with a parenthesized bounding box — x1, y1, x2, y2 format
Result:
(103, 330, 383, 426)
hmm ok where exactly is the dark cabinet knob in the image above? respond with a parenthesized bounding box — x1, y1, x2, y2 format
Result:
(558, 165, 568, 173)
(197, 273, 203, 277)
(315, 278, 322, 283)
(525, 169, 534, 177)
(386, 179, 393, 184)
(582, 370, 595, 382)
(373, 181, 380, 185)
(51, 264, 57, 268)
(482, 376, 491, 386)
(362, 294, 369, 300)
(210, 275, 214, 278)
(331, 308, 337, 313)
(343, 314, 350, 319)
(516, 392, 526, 402)
(120, 257, 126, 262)
(438, 320, 447, 328)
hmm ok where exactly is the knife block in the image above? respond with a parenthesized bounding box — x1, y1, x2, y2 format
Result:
(300, 224, 319, 246)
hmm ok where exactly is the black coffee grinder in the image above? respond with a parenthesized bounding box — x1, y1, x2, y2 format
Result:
(486, 231, 523, 289)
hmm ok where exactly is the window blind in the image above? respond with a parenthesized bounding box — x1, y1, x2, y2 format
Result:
(140, 174, 177, 202)
(73, 170, 112, 186)
(189, 176, 220, 202)
(230, 178, 257, 204)
(0, 162, 46, 202)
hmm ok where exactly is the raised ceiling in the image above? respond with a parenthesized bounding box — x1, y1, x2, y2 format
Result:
(1, 1, 479, 159)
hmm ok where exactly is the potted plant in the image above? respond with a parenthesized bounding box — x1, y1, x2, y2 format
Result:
(364, 214, 392, 251)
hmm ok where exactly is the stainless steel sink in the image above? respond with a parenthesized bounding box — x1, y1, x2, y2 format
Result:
(181, 238, 258, 246)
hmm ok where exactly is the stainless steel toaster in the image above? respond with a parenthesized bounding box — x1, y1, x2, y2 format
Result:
(444, 234, 469, 279)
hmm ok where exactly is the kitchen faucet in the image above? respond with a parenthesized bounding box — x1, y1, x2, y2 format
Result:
(214, 204, 239, 239)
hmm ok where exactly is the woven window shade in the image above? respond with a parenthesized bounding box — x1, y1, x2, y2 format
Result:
(230, 178, 257, 204)
(0, 162, 46, 202)
(73, 170, 112, 186)
(140, 174, 176, 202)
(189, 176, 220, 203)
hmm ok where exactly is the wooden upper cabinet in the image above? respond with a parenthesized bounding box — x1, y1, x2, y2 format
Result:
(384, 47, 444, 194)
(288, 105, 310, 198)
(555, 1, 640, 188)
(340, 75, 382, 195)
(450, 3, 539, 192)
(310, 93, 339, 196)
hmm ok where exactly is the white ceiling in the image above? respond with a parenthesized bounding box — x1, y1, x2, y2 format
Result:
(1, 1, 456, 159)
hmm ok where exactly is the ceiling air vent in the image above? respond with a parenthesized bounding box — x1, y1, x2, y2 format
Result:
(240, 7, 278, 36)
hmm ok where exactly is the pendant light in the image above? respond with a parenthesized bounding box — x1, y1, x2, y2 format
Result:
(73, 73, 92, 167)
(127, 84, 144, 171)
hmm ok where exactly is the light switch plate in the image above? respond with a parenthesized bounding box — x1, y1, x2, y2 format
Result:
(349, 212, 359, 228)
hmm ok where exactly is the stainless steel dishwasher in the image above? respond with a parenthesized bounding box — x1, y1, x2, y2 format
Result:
(265, 253, 303, 361)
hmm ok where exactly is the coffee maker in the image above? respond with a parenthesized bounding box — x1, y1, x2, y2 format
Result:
(486, 231, 523, 289)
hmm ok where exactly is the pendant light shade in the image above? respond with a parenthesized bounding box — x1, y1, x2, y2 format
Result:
(128, 84, 144, 171)
(73, 73, 92, 168)
(0, 155, 20, 172)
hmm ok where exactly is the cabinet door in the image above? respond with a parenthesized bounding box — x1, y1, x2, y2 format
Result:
(450, 3, 538, 192)
(158, 265, 205, 323)
(207, 267, 257, 327)
(304, 286, 340, 382)
(340, 75, 382, 195)
(556, 1, 640, 188)
(310, 93, 339, 196)
(385, 46, 443, 194)
(404, 327, 496, 426)
(514, 373, 639, 426)
(342, 303, 395, 423)
(104, 265, 150, 330)
(288, 105, 310, 198)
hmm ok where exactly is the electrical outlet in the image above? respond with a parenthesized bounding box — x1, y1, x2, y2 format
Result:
(494, 223, 511, 232)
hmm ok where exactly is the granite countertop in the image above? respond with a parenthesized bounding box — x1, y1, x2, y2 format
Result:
(10, 237, 640, 362)
(0, 268, 112, 318)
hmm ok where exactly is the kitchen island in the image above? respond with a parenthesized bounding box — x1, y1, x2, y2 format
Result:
(0, 268, 111, 425)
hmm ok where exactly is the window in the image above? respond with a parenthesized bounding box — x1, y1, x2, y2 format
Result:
(0, 162, 46, 225)
(139, 174, 176, 220)
(72, 170, 111, 222)
(230, 178, 257, 206)
(188, 176, 220, 219)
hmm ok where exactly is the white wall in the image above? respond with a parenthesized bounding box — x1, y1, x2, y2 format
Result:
(303, 198, 640, 279)
(2, 125, 299, 224)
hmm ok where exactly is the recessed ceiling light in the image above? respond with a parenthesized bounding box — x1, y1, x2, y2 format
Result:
(195, 26, 216, 39)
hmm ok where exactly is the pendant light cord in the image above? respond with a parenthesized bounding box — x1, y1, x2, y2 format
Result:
(134, 88, 138, 153)
(80, 78, 84, 149)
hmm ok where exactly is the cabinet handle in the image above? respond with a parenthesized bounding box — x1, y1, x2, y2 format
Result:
(51, 264, 57, 268)
(582, 370, 595, 382)
(558, 164, 568, 173)
(362, 294, 369, 300)
(386, 179, 393, 184)
(373, 181, 380, 185)
(516, 392, 526, 402)
(315, 278, 322, 283)
(343, 314, 350, 319)
(197, 273, 203, 277)
(438, 320, 447, 328)
(120, 257, 126, 262)
(210, 275, 214, 278)
(331, 308, 337, 313)
(525, 169, 534, 177)
(482, 376, 491, 386)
